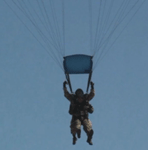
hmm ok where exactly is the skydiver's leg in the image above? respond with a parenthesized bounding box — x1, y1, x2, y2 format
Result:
(77, 129, 81, 138)
(70, 118, 81, 145)
(83, 119, 94, 145)
(86, 129, 94, 145)
(72, 134, 77, 145)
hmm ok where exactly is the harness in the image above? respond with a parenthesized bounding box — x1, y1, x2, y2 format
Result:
(69, 98, 90, 120)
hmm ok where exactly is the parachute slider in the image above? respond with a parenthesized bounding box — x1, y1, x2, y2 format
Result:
(63, 54, 93, 74)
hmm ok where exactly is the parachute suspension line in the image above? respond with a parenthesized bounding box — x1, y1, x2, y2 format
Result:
(93, 0, 119, 57)
(94, 0, 122, 56)
(4, 0, 51, 59)
(86, 71, 92, 93)
(36, 0, 61, 52)
(39, 0, 64, 58)
(93, 0, 146, 70)
(36, 0, 51, 33)
(5, 1, 60, 70)
(99, 0, 114, 46)
(6, 0, 63, 70)
(41, 0, 64, 62)
(62, 0, 66, 55)
(102, 0, 114, 34)
(37, 0, 51, 30)
(94, 0, 140, 59)
(13, 0, 60, 54)
(93, 0, 113, 56)
(93, 0, 102, 55)
(34, 0, 62, 57)
(49, 0, 64, 56)
(95, 0, 107, 54)
(94, 0, 111, 55)
(23, 2, 62, 64)
(97, 0, 141, 53)
(65, 74, 73, 93)
(12, 0, 51, 47)
(116, 0, 130, 24)
(20, 0, 62, 60)
(98, 0, 114, 50)
(97, 0, 146, 65)
(94, 0, 125, 58)
(89, 0, 92, 52)
(27, 0, 61, 52)
(95, 1, 120, 53)
(47, 0, 64, 57)
(26, 0, 63, 59)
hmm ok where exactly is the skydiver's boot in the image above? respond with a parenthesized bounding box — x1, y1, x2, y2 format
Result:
(77, 129, 81, 138)
(87, 129, 94, 145)
(72, 134, 77, 145)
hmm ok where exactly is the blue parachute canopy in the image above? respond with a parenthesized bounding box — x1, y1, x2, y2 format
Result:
(63, 54, 93, 74)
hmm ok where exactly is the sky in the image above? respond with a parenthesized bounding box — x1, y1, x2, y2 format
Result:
(0, 0, 148, 150)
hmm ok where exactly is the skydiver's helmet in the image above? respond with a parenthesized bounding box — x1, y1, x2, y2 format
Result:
(75, 89, 84, 98)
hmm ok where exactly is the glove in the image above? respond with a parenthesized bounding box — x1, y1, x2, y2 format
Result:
(84, 105, 89, 110)
(63, 81, 68, 88)
(88, 104, 94, 114)
(90, 81, 94, 89)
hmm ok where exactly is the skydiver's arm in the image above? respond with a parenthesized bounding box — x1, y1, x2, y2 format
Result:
(63, 81, 73, 102)
(86, 89, 95, 101)
(88, 104, 94, 114)
(86, 82, 95, 101)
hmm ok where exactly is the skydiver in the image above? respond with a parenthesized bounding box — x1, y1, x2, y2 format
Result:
(63, 81, 95, 145)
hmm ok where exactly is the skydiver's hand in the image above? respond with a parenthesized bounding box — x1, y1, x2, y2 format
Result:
(88, 104, 94, 114)
(63, 81, 68, 88)
(64, 81, 68, 85)
(84, 105, 89, 110)
(90, 81, 94, 89)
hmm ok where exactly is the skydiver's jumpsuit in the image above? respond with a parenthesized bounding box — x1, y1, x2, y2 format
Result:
(64, 87, 95, 138)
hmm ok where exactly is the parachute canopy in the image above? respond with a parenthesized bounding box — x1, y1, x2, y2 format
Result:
(5, 0, 146, 70)
(5, 0, 146, 93)
(63, 54, 93, 74)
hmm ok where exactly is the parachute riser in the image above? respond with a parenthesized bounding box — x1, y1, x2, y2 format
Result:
(65, 73, 73, 94)
(86, 71, 92, 94)
(65, 71, 92, 94)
